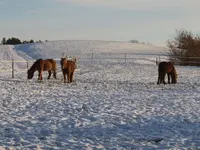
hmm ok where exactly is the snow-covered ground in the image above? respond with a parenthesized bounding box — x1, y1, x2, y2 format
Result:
(0, 41, 200, 149)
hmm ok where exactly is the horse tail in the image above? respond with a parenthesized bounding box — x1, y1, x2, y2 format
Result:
(174, 68, 178, 81)
(73, 57, 77, 69)
(171, 67, 177, 84)
(52, 59, 57, 71)
(50, 59, 57, 79)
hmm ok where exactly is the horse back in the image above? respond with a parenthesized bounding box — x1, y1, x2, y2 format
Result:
(66, 60, 76, 71)
(158, 61, 168, 72)
(165, 62, 175, 73)
(158, 61, 174, 73)
(47, 59, 57, 71)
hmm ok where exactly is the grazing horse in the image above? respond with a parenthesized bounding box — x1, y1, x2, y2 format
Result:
(60, 57, 76, 83)
(27, 59, 57, 80)
(157, 61, 177, 84)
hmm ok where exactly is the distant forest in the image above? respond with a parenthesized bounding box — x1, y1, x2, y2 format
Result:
(0, 37, 47, 45)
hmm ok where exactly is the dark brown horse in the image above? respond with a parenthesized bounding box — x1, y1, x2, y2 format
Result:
(60, 57, 76, 83)
(157, 61, 177, 84)
(27, 59, 57, 80)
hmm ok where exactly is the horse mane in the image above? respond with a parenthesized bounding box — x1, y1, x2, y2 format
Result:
(29, 59, 42, 71)
(47, 58, 54, 62)
(174, 67, 177, 79)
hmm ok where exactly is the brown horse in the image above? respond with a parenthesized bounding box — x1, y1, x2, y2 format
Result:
(60, 57, 76, 83)
(27, 59, 57, 80)
(157, 61, 177, 84)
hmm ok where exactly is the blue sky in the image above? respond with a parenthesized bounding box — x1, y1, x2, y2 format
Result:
(0, 0, 200, 46)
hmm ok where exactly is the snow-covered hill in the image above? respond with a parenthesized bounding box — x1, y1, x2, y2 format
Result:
(14, 40, 166, 60)
(0, 45, 27, 71)
(0, 40, 166, 73)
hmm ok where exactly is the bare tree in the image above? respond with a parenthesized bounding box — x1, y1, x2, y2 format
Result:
(167, 29, 200, 65)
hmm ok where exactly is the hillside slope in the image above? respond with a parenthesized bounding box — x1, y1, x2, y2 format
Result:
(14, 40, 166, 60)
(0, 45, 27, 71)
(0, 40, 166, 72)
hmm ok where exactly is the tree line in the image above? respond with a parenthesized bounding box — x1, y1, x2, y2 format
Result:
(1, 37, 47, 45)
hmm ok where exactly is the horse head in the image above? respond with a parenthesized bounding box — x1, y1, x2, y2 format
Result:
(60, 57, 67, 69)
(27, 69, 34, 79)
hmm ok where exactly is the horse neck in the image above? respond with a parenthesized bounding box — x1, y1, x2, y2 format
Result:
(29, 60, 39, 72)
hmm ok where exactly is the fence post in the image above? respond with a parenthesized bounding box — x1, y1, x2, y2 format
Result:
(125, 53, 127, 63)
(12, 59, 14, 79)
(92, 52, 93, 60)
(159, 55, 160, 62)
(27, 61, 29, 70)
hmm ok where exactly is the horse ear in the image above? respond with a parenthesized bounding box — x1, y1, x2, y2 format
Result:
(65, 55, 68, 59)
(61, 53, 65, 58)
(72, 56, 76, 62)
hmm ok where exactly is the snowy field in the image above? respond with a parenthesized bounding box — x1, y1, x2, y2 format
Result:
(0, 41, 200, 149)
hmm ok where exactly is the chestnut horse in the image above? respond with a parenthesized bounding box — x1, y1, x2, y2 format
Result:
(157, 61, 177, 84)
(27, 59, 57, 80)
(60, 57, 76, 83)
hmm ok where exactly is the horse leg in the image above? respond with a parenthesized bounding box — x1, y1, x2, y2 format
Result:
(167, 73, 170, 84)
(162, 73, 166, 84)
(47, 70, 52, 79)
(171, 73, 176, 84)
(63, 72, 67, 83)
(157, 72, 161, 84)
(38, 71, 43, 80)
(67, 72, 71, 83)
(171, 77, 175, 84)
(70, 72, 74, 83)
(39, 59, 44, 80)
(53, 71, 57, 79)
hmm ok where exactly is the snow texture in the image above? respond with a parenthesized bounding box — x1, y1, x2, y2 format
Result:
(0, 40, 199, 150)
